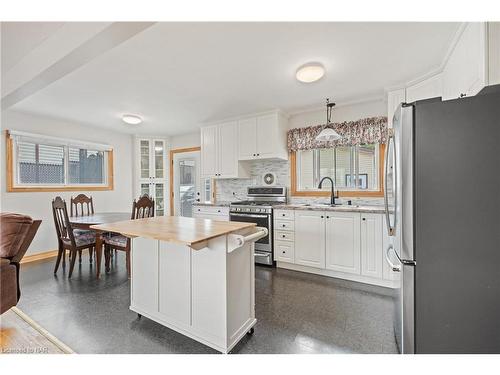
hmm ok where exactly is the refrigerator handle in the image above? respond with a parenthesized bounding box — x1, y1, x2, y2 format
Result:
(385, 244, 401, 272)
(383, 131, 397, 236)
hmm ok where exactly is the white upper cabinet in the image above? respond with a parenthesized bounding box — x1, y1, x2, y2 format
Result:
(294, 210, 325, 269)
(237, 117, 257, 159)
(406, 74, 442, 103)
(217, 121, 239, 178)
(387, 89, 406, 128)
(200, 125, 218, 178)
(442, 23, 488, 100)
(256, 114, 278, 158)
(201, 123, 249, 179)
(360, 214, 383, 279)
(238, 111, 288, 160)
(325, 212, 361, 275)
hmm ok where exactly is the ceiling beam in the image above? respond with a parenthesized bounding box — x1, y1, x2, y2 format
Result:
(1, 22, 155, 110)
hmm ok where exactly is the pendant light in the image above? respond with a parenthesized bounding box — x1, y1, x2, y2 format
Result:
(315, 98, 341, 142)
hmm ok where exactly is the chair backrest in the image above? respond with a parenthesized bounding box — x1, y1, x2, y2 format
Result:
(70, 194, 94, 216)
(131, 194, 155, 220)
(52, 197, 76, 246)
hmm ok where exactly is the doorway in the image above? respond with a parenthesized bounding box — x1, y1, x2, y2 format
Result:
(170, 147, 201, 217)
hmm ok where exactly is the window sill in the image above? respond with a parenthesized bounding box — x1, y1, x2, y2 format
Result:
(7, 185, 113, 193)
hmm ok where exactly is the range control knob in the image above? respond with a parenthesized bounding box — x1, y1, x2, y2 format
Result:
(255, 208, 261, 213)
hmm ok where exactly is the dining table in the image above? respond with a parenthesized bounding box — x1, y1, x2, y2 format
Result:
(69, 212, 131, 278)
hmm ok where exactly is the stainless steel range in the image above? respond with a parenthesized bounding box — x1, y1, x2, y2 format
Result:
(229, 186, 287, 266)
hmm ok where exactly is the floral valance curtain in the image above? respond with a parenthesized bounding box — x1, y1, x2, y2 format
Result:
(287, 116, 388, 152)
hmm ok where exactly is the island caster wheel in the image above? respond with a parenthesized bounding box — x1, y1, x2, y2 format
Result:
(137, 313, 142, 319)
(247, 327, 254, 335)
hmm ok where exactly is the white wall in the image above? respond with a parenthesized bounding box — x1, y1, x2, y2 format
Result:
(0, 110, 134, 255)
(287, 98, 386, 130)
(170, 131, 200, 149)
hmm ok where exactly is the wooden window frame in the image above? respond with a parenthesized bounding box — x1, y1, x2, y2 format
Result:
(6, 131, 114, 192)
(290, 144, 385, 198)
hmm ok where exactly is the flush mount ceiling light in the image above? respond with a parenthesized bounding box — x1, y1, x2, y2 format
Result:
(122, 114, 142, 125)
(316, 98, 342, 142)
(296, 62, 325, 83)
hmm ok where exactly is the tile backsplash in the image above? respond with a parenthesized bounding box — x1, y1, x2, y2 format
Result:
(215, 159, 384, 206)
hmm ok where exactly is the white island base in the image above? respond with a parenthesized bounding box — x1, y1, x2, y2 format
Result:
(130, 228, 259, 353)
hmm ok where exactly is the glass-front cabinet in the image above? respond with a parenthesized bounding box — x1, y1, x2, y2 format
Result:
(136, 138, 168, 216)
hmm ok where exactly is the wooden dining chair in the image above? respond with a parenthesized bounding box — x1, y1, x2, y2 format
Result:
(52, 197, 97, 278)
(70, 194, 96, 263)
(70, 194, 94, 216)
(104, 194, 155, 278)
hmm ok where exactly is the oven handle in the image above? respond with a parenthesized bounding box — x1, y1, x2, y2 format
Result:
(230, 213, 269, 219)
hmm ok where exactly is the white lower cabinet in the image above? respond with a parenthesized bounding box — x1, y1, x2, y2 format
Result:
(274, 209, 397, 288)
(294, 210, 325, 269)
(274, 241, 294, 263)
(325, 212, 360, 275)
(360, 214, 383, 279)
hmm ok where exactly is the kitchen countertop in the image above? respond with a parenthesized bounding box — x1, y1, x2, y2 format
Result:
(192, 201, 232, 207)
(276, 204, 387, 214)
(91, 216, 256, 247)
(192, 201, 386, 213)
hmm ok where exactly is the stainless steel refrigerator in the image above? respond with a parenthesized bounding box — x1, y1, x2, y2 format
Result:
(383, 86, 500, 354)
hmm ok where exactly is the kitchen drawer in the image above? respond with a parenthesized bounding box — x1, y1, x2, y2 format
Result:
(274, 210, 294, 221)
(193, 206, 229, 215)
(274, 241, 295, 262)
(274, 220, 294, 231)
(193, 213, 229, 221)
(275, 230, 294, 242)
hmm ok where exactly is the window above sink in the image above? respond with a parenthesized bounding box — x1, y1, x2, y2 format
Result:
(291, 143, 385, 198)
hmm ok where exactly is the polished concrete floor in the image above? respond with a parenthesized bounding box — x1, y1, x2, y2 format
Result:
(18, 253, 398, 354)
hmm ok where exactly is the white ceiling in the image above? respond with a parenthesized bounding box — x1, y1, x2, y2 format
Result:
(1, 22, 65, 75)
(2, 22, 460, 135)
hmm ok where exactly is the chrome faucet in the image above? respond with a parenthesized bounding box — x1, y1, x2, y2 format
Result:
(318, 177, 339, 206)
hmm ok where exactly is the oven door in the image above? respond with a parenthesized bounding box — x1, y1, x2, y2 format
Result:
(230, 212, 273, 264)
(229, 213, 271, 249)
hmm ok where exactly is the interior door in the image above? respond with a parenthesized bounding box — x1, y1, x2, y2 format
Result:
(173, 151, 201, 217)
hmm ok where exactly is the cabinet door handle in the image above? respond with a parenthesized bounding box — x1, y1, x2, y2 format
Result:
(326, 216, 329, 219)
(362, 218, 366, 221)
(321, 215, 324, 218)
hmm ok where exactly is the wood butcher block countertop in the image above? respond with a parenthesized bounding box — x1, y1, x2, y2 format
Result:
(91, 216, 256, 247)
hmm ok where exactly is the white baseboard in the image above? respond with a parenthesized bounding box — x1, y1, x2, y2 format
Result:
(277, 261, 398, 289)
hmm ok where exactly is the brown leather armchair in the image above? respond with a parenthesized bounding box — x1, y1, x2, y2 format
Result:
(0, 213, 41, 315)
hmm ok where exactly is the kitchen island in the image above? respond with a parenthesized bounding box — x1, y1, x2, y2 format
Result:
(92, 216, 267, 353)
